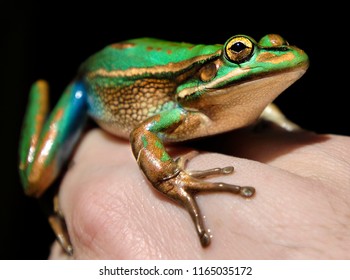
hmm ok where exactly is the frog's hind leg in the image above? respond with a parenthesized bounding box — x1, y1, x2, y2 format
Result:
(19, 80, 88, 256)
(19, 80, 88, 198)
(19, 80, 49, 194)
(48, 194, 74, 256)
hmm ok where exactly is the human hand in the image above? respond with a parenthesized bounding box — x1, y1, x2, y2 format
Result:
(49, 127, 350, 259)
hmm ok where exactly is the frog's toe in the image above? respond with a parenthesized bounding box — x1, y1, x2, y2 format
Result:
(187, 166, 235, 179)
(221, 166, 234, 174)
(240, 186, 255, 198)
(200, 232, 211, 247)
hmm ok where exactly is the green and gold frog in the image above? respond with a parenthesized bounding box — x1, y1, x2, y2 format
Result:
(19, 34, 309, 254)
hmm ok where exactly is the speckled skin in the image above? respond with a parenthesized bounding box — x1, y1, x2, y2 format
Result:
(19, 34, 309, 252)
(87, 78, 177, 138)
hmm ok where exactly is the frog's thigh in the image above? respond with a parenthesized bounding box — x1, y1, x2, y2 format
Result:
(259, 103, 300, 131)
(20, 81, 88, 198)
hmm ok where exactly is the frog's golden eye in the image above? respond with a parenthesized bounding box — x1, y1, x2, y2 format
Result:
(225, 36, 254, 64)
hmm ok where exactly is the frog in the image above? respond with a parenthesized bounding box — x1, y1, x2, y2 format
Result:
(19, 34, 309, 255)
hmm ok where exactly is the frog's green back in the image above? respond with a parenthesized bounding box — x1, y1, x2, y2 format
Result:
(79, 38, 222, 74)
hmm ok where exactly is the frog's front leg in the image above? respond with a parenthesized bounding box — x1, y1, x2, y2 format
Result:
(130, 108, 255, 247)
(260, 103, 301, 131)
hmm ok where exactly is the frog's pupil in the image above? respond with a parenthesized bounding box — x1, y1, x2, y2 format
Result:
(231, 42, 247, 53)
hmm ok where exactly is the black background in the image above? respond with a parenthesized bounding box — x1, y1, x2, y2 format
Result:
(2, 4, 348, 259)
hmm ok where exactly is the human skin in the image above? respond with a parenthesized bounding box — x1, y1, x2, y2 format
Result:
(49, 126, 350, 259)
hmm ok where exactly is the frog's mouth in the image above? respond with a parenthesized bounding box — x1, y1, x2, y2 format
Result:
(218, 63, 309, 98)
(210, 64, 308, 106)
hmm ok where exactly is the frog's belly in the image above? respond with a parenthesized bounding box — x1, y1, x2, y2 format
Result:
(92, 117, 132, 139)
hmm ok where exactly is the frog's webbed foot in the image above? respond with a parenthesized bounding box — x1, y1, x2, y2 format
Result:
(48, 195, 73, 256)
(175, 151, 255, 198)
(166, 152, 255, 247)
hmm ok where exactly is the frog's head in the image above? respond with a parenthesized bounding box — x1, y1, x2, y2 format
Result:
(176, 34, 309, 132)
